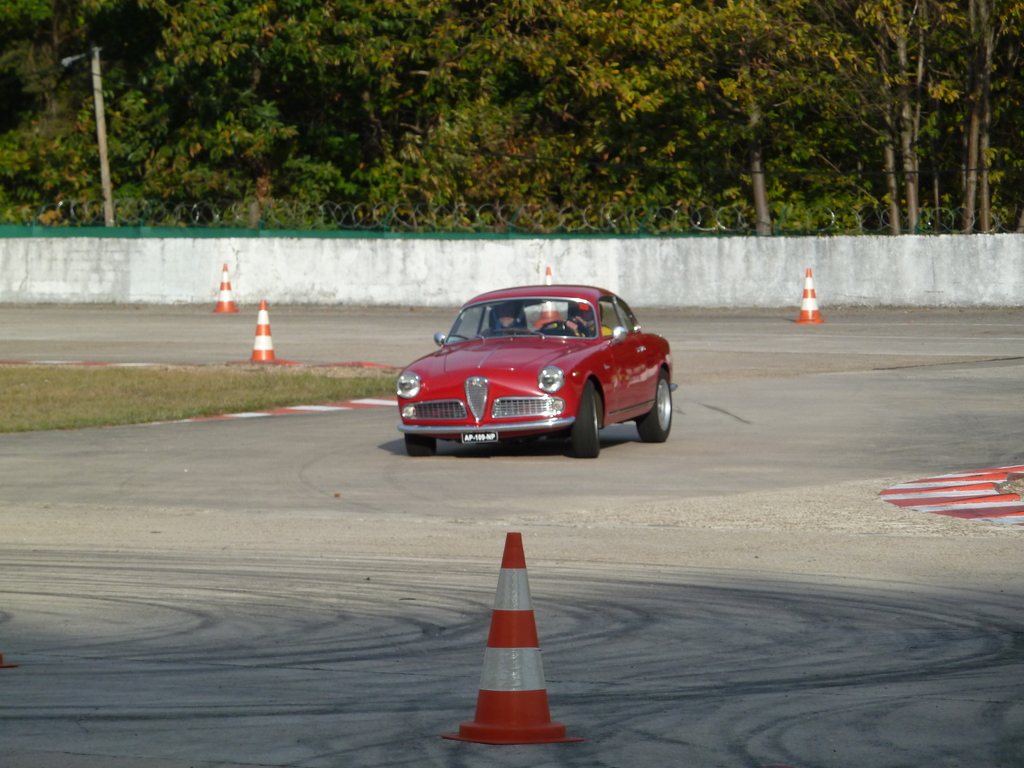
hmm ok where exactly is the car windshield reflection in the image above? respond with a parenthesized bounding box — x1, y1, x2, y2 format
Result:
(446, 298, 599, 343)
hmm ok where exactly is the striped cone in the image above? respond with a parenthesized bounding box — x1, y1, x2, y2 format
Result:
(251, 300, 276, 362)
(533, 301, 563, 327)
(534, 268, 560, 326)
(794, 268, 825, 324)
(443, 532, 582, 745)
(213, 263, 239, 313)
(0, 653, 18, 669)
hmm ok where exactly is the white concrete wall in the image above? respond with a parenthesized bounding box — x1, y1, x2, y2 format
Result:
(1, 233, 1023, 307)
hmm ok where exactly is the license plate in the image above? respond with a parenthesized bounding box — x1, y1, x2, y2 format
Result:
(462, 431, 498, 444)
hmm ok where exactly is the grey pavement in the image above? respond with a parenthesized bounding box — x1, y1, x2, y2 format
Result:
(3, 304, 1024, 366)
(1, 303, 1023, 768)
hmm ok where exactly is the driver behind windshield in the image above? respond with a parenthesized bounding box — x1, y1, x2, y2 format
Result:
(566, 302, 596, 337)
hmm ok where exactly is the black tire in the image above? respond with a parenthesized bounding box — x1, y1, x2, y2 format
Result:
(636, 369, 672, 443)
(571, 380, 602, 459)
(404, 433, 437, 457)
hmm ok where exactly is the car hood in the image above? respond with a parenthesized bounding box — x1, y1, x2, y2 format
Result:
(416, 338, 592, 377)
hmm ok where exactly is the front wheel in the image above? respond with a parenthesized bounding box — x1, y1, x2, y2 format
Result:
(404, 433, 437, 457)
(636, 370, 672, 443)
(571, 380, 602, 458)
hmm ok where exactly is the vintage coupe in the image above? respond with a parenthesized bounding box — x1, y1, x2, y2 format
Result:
(396, 285, 674, 458)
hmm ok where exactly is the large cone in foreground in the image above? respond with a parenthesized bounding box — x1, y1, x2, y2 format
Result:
(443, 532, 582, 745)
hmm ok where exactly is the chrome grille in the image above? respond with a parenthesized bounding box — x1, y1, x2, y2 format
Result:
(465, 377, 489, 421)
(491, 397, 565, 418)
(408, 400, 467, 420)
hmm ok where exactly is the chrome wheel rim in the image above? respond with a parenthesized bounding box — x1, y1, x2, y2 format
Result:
(656, 379, 672, 430)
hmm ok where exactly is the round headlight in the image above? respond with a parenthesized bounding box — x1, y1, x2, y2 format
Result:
(396, 371, 422, 399)
(538, 365, 565, 393)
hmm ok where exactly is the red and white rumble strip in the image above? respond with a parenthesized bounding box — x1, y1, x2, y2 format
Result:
(173, 398, 397, 423)
(880, 465, 1024, 525)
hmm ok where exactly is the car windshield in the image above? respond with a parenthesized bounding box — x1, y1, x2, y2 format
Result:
(445, 297, 599, 343)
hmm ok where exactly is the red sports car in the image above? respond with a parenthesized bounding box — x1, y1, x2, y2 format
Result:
(396, 285, 674, 458)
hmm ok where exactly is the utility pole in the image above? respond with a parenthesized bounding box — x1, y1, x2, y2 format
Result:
(91, 46, 114, 227)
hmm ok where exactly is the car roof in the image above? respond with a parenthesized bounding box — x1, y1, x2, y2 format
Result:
(464, 285, 612, 307)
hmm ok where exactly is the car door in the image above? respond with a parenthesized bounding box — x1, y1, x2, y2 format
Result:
(595, 296, 628, 417)
(595, 296, 647, 419)
(609, 297, 660, 414)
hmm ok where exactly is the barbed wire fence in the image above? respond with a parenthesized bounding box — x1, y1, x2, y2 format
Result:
(1, 198, 1021, 235)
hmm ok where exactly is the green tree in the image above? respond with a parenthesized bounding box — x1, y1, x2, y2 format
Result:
(4, 0, 1024, 232)
(343, 1, 700, 207)
(666, 0, 856, 233)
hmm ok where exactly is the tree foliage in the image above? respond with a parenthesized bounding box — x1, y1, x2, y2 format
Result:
(3, 0, 1024, 232)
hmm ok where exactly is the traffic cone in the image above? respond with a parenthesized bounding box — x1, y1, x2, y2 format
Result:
(443, 532, 582, 745)
(0, 653, 18, 669)
(213, 263, 239, 313)
(251, 300, 276, 361)
(534, 269, 561, 326)
(533, 301, 563, 327)
(794, 268, 825, 324)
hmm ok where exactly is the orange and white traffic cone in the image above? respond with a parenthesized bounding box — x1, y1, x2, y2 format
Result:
(251, 300, 276, 362)
(213, 263, 239, 313)
(534, 268, 560, 326)
(533, 301, 563, 327)
(443, 532, 582, 745)
(0, 653, 18, 669)
(794, 268, 825, 324)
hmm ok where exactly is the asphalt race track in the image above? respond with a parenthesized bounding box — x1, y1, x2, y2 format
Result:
(2, 304, 1023, 768)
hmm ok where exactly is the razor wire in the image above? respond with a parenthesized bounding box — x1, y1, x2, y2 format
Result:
(1, 198, 1019, 235)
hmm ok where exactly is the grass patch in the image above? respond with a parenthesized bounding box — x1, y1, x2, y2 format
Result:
(0, 364, 398, 432)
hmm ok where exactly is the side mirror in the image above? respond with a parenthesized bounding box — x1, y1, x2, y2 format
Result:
(433, 332, 446, 347)
(611, 326, 628, 343)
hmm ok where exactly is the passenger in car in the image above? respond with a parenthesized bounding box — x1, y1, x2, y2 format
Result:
(491, 302, 525, 334)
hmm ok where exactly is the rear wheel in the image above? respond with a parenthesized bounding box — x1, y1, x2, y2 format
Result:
(636, 370, 672, 443)
(404, 433, 437, 457)
(571, 380, 602, 459)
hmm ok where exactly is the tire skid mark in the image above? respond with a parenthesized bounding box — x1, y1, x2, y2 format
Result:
(2, 551, 1022, 767)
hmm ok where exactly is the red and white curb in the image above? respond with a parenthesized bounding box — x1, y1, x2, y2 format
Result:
(880, 465, 1024, 525)
(173, 398, 397, 423)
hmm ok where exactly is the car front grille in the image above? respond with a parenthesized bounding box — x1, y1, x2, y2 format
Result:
(465, 377, 489, 421)
(491, 397, 565, 418)
(407, 400, 467, 420)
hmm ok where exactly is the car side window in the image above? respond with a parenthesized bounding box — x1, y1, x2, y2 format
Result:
(615, 298, 641, 332)
(597, 297, 618, 338)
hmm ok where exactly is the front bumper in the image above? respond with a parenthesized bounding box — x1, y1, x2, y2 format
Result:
(398, 416, 576, 436)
